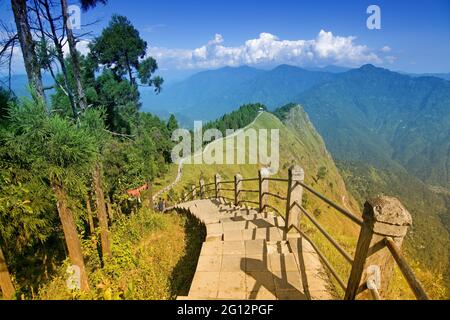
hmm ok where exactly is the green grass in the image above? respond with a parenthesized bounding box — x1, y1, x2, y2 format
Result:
(36, 208, 205, 300)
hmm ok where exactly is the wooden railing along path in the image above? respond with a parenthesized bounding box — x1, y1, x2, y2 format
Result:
(177, 166, 429, 300)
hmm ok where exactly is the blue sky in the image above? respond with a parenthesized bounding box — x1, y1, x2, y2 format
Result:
(1, 0, 450, 79)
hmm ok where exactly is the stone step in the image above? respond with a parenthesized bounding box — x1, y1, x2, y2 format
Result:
(267, 241, 292, 254)
(223, 227, 285, 242)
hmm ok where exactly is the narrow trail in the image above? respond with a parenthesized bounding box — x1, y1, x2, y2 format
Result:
(153, 112, 265, 202)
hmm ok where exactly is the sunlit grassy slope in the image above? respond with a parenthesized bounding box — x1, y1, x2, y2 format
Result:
(167, 108, 447, 299)
(171, 109, 361, 297)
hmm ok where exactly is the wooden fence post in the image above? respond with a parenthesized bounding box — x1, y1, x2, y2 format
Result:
(345, 196, 412, 300)
(234, 174, 243, 206)
(199, 178, 205, 199)
(285, 166, 305, 232)
(258, 169, 269, 213)
(215, 173, 221, 199)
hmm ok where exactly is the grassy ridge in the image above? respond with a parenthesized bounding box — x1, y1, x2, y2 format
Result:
(169, 107, 448, 299)
(171, 110, 361, 298)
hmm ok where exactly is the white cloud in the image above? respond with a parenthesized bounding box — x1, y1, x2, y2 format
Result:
(62, 39, 91, 56)
(381, 46, 391, 53)
(149, 30, 390, 70)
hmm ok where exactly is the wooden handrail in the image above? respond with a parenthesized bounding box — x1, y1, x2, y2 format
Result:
(295, 181, 363, 226)
(173, 168, 428, 301)
(264, 177, 289, 183)
(221, 188, 235, 192)
(295, 202, 354, 264)
(291, 225, 347, 291)
(263, 204, 283, 216)
(239, 200, 259, 206)
(239, 189, 259, 193)
(385, 238, 429, 300)
(263, 192, 287, 201)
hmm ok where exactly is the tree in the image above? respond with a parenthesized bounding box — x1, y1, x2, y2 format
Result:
(11, 0, 45, 101)
(79, 108, 112, 260)
(167, 114, 179, 134)
(6, 101, 97, 292)
(60, 0, 108, 112)
(35, 0, 78, 119)
(61, 0, 87, 111)
(0, 95, 55, 298)
(90, 15, 162, 91)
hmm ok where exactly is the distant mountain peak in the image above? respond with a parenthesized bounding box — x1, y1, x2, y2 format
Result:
(272, 64, 306, 72)
(358, 64, 388, 72)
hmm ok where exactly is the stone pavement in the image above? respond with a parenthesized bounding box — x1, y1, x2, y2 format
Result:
(175, 199, 334, 300)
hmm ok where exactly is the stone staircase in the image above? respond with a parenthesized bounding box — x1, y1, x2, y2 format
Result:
(175, 199, 334, 300)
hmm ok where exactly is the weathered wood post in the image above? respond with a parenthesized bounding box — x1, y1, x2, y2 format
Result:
(215, 173, 222, 199)
(191, 185, 197, 199)
(199, 178, 205, 199)
(234, 174, 243, 206)
(258, 169, 269, 213)
(345, 196, 412, 300)
(285, 165, 305, 233)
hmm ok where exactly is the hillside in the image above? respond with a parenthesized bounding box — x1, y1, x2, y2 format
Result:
(275, 104, 450, 296)
(166, 107, 448, 298)
(170, 109, 362, 296)
(295, 64, 450, 189)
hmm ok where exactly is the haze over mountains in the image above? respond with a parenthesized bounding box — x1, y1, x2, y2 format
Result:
(5, 63, 450, 191)
(141, 64, 450, 189)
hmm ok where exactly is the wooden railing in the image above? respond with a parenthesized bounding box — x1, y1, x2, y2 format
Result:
(178, 166, 430, 300)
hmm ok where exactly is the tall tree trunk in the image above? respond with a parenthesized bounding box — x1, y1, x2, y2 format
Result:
(52, 183, 89, 292)
(124, 53, 134, 85)
(86, 195, 95, 234)
(0, 245, 15, 299)
(106, 196, 114, 222)
(11, 0, 45, 101)
(60, 0, 87, 111)
(92, 163, 112, 259)
(41, 0, 77, 119)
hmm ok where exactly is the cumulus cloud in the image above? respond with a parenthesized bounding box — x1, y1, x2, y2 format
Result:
(149, 30, 389, 70)
(381, 46, 391, 53)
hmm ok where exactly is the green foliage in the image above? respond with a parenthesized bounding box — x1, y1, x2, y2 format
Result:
(0, 88, 13, 121)
(6, 101, 96, 191)
(166, 114, 179, 134)
(90, 15, 146, 79)
(38, 209, 204, 300)
(316, 166, 328, 182)
(89, 14, 161, 91)
(203, 103, 266, 136)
